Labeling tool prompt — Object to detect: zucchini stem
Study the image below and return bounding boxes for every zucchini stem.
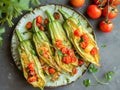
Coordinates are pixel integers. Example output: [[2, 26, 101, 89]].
[[58, 9, 70, 19]]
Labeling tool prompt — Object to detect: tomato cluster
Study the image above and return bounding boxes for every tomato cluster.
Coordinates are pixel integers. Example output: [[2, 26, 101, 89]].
[[87, 0, 119, 33]]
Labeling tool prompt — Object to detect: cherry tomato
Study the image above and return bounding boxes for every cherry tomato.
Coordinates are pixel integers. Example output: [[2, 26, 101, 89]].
[[60, 47, 68, 54], [74, 29, 81, 37], [110, 0, 120, 6], [81, 34, 89, 42], [99, 20, 114, 33], [53, 12, 60, 20], [90, 47, 98, 55], [44, 18, 49, 25], [71, 57, 77, 63], [67, 49, 75, 56], [62, 56, 72, 64], [102, 5, 118, 19], [94, 0, 107, 6], [26, 22, 32, 29], [36, 22, 41, 27], [27, 76, 37, 82], [48, 68, 56, 74], [78, 60, 84, 66], [36, 16, 42, 24], [70, 0, 85, 7], [28, 62, 34, 71], [80, 41, 88, 49], [72, 68, 78, 74], [39, 25, 44, 31], [55, 39, 62, 48], [87, 5, 102, 19]]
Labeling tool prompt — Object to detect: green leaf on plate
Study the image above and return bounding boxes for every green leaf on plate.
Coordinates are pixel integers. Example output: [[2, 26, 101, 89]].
[[83, 79, 91, 87]]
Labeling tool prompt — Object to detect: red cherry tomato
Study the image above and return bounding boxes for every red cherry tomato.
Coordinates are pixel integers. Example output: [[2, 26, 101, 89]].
[[99, 20, 114, 33], [60, 47, 68, 54], [62, 56, 72, 64], [39, 25, 44, 31], [28, 62, 34, 71], [48, 68, 56, 74], [26, 22, 32, 29], [74, 29, 81, 37], [36, 16, 42, 24], [70, 0, 85, 7], [72, 68, 78, 74], [67, 49, 75, 56], [80, 41, 88, 49], [90, 47, 98, 55], [102, 5, 118, 19], [44, 18, 49, 25], [110, 0, 120, 6], [71, 57, 77, 63], [78, 60, 84, 66], [27, 76, 37, 82], [94, 0, 107, 6], [53, 12, 60, 20], [87, 5, 102, 19], [55, 39, 62, 48]]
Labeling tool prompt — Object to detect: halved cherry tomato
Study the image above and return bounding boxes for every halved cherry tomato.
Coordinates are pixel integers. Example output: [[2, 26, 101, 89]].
[[48, 68, 56, 74], [70, 0, 85, 7], [55, 39, 62, 48], [62, 56, 72, 64], [87, 4, 102, 19], [53, 12, 60, 20], [36, 22, 41, 27], [27, 76, 37, 82], [78, 60, 84, 66], [26, 22, 32, 29], [94, 0, 107, 6], [99, 20, 114, 33], [28, 62, 34, 71], [44, 18, 49, 25], [71, 57, 77, 63], [74, 29, 81, 37], [72, 68, 78, 74], [102, 5, 118, 19], [110, 0, 120, 6], [80, 41, 88, 49], [67, 49, 75, 56], [60, 47, 68, 54], [90, 47, 98, 55], [39, 25, 44, 31], [36, 16, 42, 24]]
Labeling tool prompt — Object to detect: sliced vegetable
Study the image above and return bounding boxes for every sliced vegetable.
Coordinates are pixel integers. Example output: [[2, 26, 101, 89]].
[[26, 22, 32, 29], [59, 9, 100, 66], [16, 30, 46, 89]]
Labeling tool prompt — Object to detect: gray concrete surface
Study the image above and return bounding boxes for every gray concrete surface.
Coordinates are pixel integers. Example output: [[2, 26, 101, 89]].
[[0, 0, 120, 90]]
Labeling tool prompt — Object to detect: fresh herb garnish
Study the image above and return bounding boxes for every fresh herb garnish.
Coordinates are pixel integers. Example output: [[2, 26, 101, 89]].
[[83, 64, 115, 87], [0, 28, 5, 46], [101, 44, 107, 48]]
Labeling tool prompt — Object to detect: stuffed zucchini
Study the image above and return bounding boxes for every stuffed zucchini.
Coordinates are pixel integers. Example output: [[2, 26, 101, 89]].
[[16, 30, 46, 90], [46, 10, 78, 75], [59, 9, 100, 66], [32, 19, 61, 81]]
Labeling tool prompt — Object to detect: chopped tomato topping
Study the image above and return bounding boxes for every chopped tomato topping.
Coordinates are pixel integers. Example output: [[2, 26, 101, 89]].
[[71, 57, 77, 63], [48, 68, 56, 74], [60, 47, 68, 54], [55, 39, 62, 48], [28, 70, 36, 76], [78, 60, 84, 66], [62, 56, 72, 64], [74, 29, 81, 37], [27, 76, 37, 82], [67, 49, 75, 56], [26, 22, 32, 29], [44, 18, 49, 25], [90, 47, 98, 55], [36, 16, 42, 24], [53, 12, 60, 20], [43, 53, 49, 59], [72, 68, 78, 74], [80, 41, 88, 49], [81, 34, 89, 42], [28, 62, 34, 71], [39, 25, 44, 31], [36, 22, 41, 27]]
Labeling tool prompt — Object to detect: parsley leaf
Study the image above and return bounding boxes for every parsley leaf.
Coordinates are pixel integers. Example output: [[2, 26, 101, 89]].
[[89, 64, 98, 73], [83, 79, 91, 87], [105, 71, 115, 81]]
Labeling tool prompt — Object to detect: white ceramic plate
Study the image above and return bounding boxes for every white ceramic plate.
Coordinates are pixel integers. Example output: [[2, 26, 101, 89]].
[[11, 4, 93, 87]]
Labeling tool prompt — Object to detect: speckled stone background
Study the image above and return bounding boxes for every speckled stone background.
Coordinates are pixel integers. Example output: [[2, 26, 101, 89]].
[[0, 0, 120, 90]]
